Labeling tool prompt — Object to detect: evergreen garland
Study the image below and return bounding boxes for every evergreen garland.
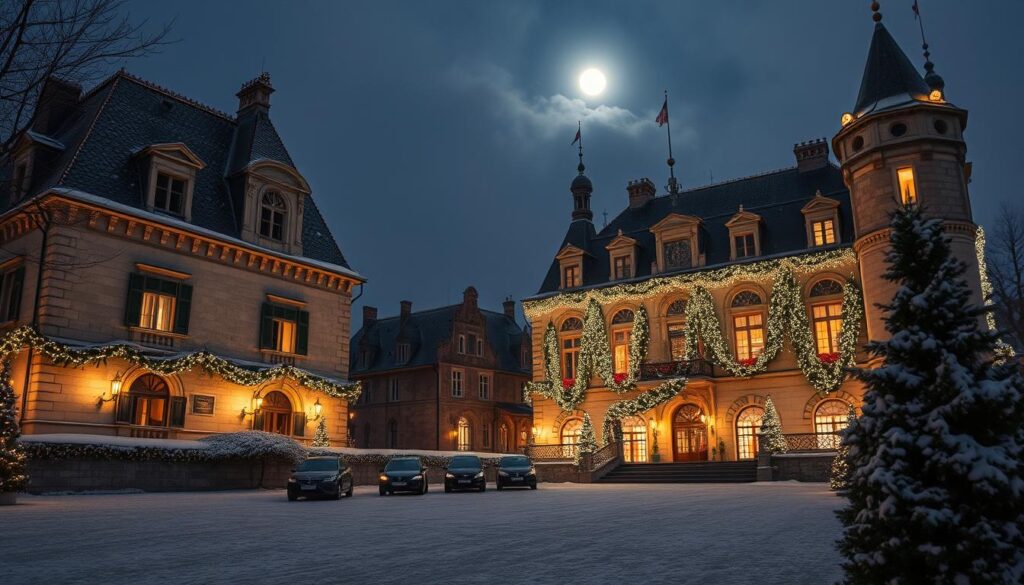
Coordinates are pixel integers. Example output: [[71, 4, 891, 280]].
[[760, 396, 788, 454], [0, 326, 362, 401], [837, 205, 1024, 584], [573, 411, 598, 467], [311, 418, 330, 448], [829, 404, 856, 491], [601, 377, 687, 444], [0, 361, 28, 493]]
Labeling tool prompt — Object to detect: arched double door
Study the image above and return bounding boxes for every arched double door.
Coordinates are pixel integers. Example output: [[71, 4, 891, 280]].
[[672, 404, 708, 462]]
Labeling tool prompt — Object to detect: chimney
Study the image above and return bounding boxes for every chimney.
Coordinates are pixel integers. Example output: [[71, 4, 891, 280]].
[[236, 72, 274, 116], [463, 286, 479, 310], [32, 78, 81, 135], [400, 300, 412, 320], [794, 138, 829, 173], [362, 306, 377, 326], [627, 178, 656, 208], [503, 297, 516, 319]]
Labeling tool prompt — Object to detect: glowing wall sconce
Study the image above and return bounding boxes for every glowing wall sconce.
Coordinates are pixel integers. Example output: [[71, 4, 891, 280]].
[[97, 371, 122, 406], [309, 398, 323, 422], [241, 396, 264, 417]]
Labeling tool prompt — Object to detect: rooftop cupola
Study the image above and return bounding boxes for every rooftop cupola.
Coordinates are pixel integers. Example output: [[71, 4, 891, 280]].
[[236, 72, 274, 116]]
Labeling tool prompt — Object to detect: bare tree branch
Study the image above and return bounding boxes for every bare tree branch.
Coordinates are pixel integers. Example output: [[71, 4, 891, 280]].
[[988, 202, 1024, 351]]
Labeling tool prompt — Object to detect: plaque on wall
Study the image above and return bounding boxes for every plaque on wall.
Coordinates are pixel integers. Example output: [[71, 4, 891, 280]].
[[191, 394, 216, 415]]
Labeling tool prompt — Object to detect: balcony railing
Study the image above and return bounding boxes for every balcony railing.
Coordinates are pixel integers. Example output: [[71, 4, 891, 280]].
[[590, 441, 619, 470], [758, 432, 842, 454], [640, 359, 714, 380], [527, 443, 577, 461]]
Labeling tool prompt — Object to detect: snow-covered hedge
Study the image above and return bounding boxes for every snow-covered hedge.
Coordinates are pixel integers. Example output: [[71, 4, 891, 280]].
[[199, 431, 306, 464]]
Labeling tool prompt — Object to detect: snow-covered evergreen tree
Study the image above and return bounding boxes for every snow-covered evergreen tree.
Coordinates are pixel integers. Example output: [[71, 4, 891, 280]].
[[0, 362, 28, 494], [760, 396, 788, 454], [837, 205, 1024, 584], [311, 418, 330, 448], [574, 412, 598, 467], [829, 404, 856, 492]]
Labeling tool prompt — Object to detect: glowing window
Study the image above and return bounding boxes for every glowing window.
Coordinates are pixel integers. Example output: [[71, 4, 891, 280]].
[[812, 302, 843, 354], [272, 318, 296, 354], [561, 418, 583, 458], [613, 255, 632, 280], [815, 399, 851, 449], [563, 265, 581, 288], [733, 313, 765, 361], [457, 417, 471, 451], [897, 167, 917, 204], [612, 329, 631, 374], [560, 317, 583, 380], [736, 406, 765, 460], [812, 219, 836, 246], [621, 415, 648, 463], [140, 291, 176, 332]]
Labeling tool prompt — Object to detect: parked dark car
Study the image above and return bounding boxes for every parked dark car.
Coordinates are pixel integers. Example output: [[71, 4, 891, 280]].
[[444, 455, 486, 492], [496, 455, 537, 490], [379, 456, 429, 495], [287, 456, 354, 501]]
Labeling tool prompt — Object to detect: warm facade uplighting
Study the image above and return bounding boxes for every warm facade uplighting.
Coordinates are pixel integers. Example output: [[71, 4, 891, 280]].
[[312, 397, 323, 420]]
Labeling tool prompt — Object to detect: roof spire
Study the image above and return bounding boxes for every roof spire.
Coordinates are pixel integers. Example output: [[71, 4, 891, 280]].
[[852, 2, 930, 115], [871, 1, 882, 23], [912, 0, 945, 94], [569, 121, 593, 222]]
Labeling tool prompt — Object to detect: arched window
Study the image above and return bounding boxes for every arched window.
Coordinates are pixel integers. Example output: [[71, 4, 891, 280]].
[[815, 399, 850, 449], [735, 406, 765, 460], [666, 299, 687, 362], [258, 391, 293, 435], [560, 317, 583, 380], [259, 191, 287, 241], [125, 374, 169, 427], [730, 290, 765, 362], [387, 419, 398, 448], [621, 415, 648, 463], [560, 417, 583, 458], [457, 417, 471, 451], [610, 308, 635, 374], [809, 279, 844, 355]]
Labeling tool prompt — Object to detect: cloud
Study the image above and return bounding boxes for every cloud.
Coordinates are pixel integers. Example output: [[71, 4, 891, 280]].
[[447, 63, 648, 140]]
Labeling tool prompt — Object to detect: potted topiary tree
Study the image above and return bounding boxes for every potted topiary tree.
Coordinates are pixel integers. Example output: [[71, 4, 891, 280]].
[[0, 362, 28, 504]]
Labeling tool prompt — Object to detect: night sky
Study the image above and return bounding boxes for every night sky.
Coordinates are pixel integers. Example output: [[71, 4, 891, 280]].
[[124, 1, 1023, 328]]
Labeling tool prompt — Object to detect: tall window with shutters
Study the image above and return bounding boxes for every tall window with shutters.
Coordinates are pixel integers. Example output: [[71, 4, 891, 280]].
[[259, 303, 310, 356], [0, 264, 25, 323], [124, 273, 192, 335]]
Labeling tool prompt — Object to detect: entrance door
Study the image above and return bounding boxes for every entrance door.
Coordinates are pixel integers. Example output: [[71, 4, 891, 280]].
[[672, 404, 708, 462]]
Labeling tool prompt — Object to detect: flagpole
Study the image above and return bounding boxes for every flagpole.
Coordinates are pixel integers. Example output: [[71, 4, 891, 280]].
[[577, 121, 584, 169], [664, 90, 678, 193]]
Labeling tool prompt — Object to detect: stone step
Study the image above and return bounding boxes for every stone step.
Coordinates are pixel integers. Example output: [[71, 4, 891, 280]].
[[597, 461, 757, 484]]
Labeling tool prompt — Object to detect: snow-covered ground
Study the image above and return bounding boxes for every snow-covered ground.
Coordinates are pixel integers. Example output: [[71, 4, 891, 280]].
[[1, 483, 843, 585]]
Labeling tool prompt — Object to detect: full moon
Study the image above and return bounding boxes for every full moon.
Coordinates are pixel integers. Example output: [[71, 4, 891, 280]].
[[579, 68, 607, 96]]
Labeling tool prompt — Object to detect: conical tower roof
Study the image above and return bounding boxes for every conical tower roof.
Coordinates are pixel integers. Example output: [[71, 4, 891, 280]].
[[854, 22, 930, 115]]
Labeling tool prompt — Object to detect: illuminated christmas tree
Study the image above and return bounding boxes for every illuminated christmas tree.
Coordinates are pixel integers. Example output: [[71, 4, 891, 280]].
[[0, 362, 28, 496], [311, 418, 330, 448], [574, 412, 598, 467], [760, 396, 788, 454]]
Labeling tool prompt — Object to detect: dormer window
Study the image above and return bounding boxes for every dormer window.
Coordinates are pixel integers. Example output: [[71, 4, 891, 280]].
[[734, 234, 755, 258], [726, 207, 762, 261], [154, 173, 186, 215], [801, 191, 842, 249], [897, 167, 917, 204], [606, 230, 638, 281], [650, 213, 702, 273], [563, 265, 581, 287], [259, 191, 287, 241], [396, 342, 410, 365], [555, 243, 586, 289]]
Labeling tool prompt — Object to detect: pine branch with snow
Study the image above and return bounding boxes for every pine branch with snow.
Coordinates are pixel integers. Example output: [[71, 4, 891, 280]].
[[760, 396, 788, 454], [837, 205, 1024, 584], [829, 404, 856, 492]]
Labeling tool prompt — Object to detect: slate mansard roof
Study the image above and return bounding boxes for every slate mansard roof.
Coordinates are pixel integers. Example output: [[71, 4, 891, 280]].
[[350, 305, 530, 376], [1, 71, 353, 271], [535, 163, 853, 295]]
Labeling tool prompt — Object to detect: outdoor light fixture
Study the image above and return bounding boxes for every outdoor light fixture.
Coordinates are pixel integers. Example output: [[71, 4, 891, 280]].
[[929, 89, 943, 102], [840, 112, 854, 126], [97, 371, 122, 405], [241, 396, 264, 417], [310, 398, 323, 421]]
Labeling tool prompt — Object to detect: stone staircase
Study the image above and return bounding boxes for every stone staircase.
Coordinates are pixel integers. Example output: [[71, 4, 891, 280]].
[[597, 461, 758, 483]]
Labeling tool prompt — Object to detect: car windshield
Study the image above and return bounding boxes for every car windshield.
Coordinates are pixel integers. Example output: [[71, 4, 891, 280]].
[[385, 458, 421, 472], [500, 456, 530, 467], [296, 459, 339, 472], [449, 456, 480, 468]]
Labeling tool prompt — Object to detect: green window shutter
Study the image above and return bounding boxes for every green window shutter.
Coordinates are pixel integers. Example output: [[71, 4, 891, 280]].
[[5, 266, 25, 321], [169, 396, 187, 427], [173, 283, 193, 334], [292, 412, 306, 437], [259, 303, 275, 349], [124, 273, 144, 327], [114, 394, 135, 424], [296, 310, 310, 355]]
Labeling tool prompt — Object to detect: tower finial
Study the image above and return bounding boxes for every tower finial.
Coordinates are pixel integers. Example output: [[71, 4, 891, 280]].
[[871, 1, 882, 22], [912, 0, 945, 94]]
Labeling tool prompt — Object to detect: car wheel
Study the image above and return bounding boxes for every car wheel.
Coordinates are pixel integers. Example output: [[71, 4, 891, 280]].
[[496, 483, 503, 491], [345, 481, 353, 498], [479, 484, 486, 493], [379, 487, 386, 496], [288, 492, 298, 501], [444, 485, 452, 493], [530, 484, 538, 490], [333, 481, 343, 500]]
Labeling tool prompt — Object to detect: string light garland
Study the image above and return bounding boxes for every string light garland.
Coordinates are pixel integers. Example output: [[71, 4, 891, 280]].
[[0, 326, 362, 402], [976, 226, 1016, 359], [523, 248, 857, 318], [601, 377, 687, 444]]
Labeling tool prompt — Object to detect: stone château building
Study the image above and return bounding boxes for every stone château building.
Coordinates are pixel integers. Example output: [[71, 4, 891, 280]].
[[523, 9, 983, 464], [0, 71, 363, 444], [350, 287, 532, 452]]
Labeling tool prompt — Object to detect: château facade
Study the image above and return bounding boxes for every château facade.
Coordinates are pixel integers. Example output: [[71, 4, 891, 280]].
[[350, 287, 532, 452], [523, 15, 983, 463], [0, 72, 363, 444]]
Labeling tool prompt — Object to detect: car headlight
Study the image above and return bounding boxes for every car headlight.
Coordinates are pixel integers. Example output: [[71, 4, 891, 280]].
[[445, 473, 454, 479], [412, 475, 423, 481], [527, 469, 536, 476], [379, 475, 389, 482], [287, 478, 297, 483], [474, 471, 484, 479], [498, 471, 509, 477]]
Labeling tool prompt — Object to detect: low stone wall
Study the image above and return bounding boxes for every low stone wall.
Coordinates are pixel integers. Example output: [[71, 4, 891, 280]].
[[27, 458, 294, 493], [770, 453, 835, 482]]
